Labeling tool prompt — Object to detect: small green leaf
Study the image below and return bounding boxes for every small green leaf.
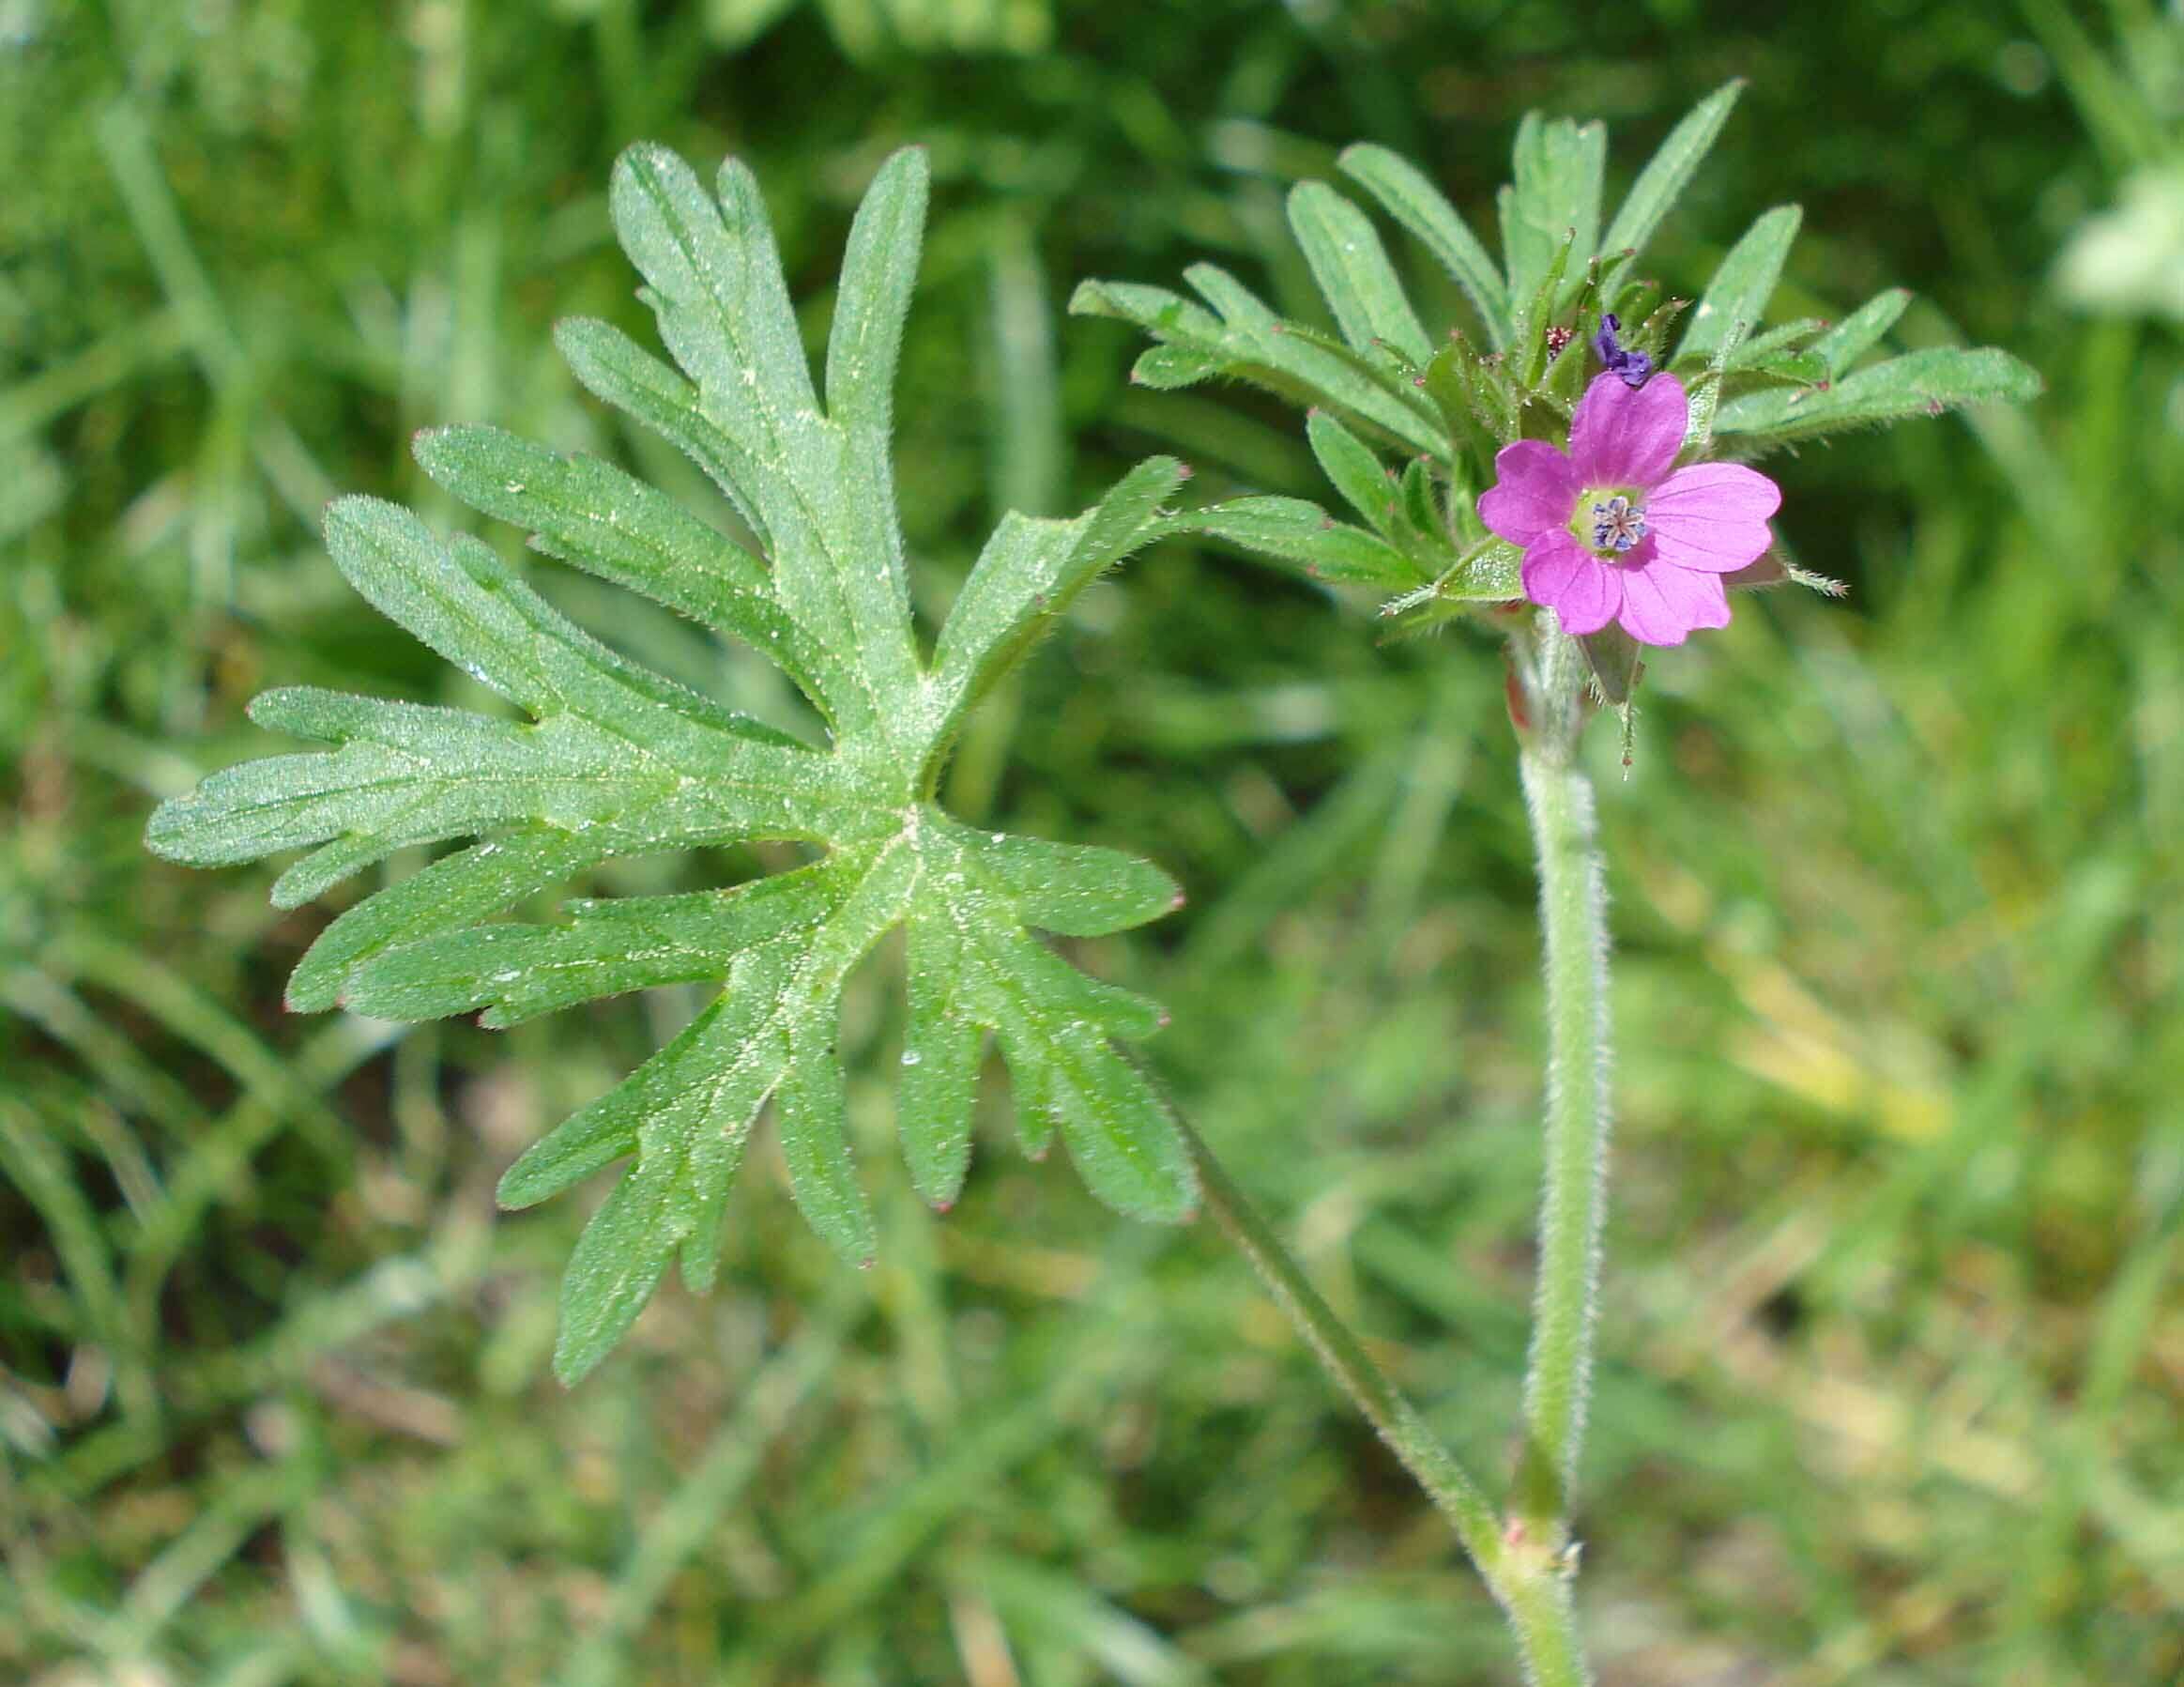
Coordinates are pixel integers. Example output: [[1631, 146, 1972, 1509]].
[[1381, 535, 1524, 623], [1130, 343, 1223, 389], [1445, 536, 1523, 601], [1678, 320, 1749, 459], [1003, 1030, 1060, 1159], [825, 146, 928, 435], [555, 316, 771, 545], [1513, 227, 1579, 388], [1600, 81, 1744, 297], [966, 830, 1182, 937], [1680, 205, 1802, 363], [1069, 279, 1223, 339], [1421, 340, 1516, 464], [1306, 409, 1400, 536], [1070, 268, 1445, 459], [1500, 115, 1605, 311], [283, 828, 607, 1012], [1715, 346, 2044, 445], [1728, 317, 1827, 368], [899, 910, 982, 1207], [778, 1030, 875, 1267], [498, 985, 773, 1213], [412, 425, 823, 700], [610, 144, 817, 431], [969, 924, 1191, 1222], [1810, 287, 1912, 376], [344, 858, 859, 1027], [1722, 351, 1829, 395], [1577, 624, 1645, 708], [930, 456, 1184, 751], [1396, 457, 1443, 541], [1336, 143, 1509, 345], [1288, 181, 1433, 369], [1630, 295, 1690, 364], [1161, 497, 1427, 588], [554, 1151, 681, 1385]]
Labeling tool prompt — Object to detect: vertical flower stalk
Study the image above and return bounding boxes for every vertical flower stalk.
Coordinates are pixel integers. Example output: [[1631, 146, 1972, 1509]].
[[1510, 627, 1613, 1550]]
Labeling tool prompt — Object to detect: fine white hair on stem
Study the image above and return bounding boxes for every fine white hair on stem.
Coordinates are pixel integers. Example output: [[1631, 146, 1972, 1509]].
[[1512, 630, 1615, 1552]]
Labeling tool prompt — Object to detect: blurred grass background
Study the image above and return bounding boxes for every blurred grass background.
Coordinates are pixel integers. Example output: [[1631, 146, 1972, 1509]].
[[4, 1, 2181, 1682]]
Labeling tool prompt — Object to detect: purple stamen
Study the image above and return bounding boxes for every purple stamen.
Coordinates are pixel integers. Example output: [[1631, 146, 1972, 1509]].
[[1590, 493, 1647, 554], [1593, 313, 1653, 389]]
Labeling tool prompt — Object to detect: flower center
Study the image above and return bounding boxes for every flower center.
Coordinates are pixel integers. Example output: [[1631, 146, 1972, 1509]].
[[1572, 490, 1647, 559]]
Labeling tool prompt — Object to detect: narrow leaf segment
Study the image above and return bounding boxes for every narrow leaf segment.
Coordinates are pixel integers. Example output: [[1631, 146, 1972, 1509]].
[[147, 145, 1195, 1381]]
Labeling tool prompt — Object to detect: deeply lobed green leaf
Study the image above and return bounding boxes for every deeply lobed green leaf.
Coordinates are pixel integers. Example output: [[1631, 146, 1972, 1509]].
[[148, 143, 1197, 1382]]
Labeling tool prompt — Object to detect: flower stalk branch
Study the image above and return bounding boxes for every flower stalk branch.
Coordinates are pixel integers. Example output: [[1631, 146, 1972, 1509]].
[[1176, 1111, 1593, 1686]]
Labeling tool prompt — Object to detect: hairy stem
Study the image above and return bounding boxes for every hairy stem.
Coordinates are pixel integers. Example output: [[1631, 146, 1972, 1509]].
[[1178, 1114, 1591, 1685], [1511, 632, 1613, 1548]]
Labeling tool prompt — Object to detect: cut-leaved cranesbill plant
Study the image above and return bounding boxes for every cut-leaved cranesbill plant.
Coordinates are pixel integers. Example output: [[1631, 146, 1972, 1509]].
[[148, 145, 1200, 1385], [1077, 81, 2040, 1685], [147, 93, 2045, 1687]]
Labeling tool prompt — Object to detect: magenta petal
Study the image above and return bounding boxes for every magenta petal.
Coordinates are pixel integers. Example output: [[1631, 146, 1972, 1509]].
[[1650, 461, 1781, 523], [1569, 372, 1688, 486], [1477, 440, 1579, 544], [1521, 530, 1621, 636], [1645, 462, 1778, 572], [1616, 558, 1731, 646], [1647, 516, 1774, 574]]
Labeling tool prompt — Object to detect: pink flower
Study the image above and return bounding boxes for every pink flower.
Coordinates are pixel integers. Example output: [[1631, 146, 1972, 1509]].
[[1477, 373, 1781, 646]]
